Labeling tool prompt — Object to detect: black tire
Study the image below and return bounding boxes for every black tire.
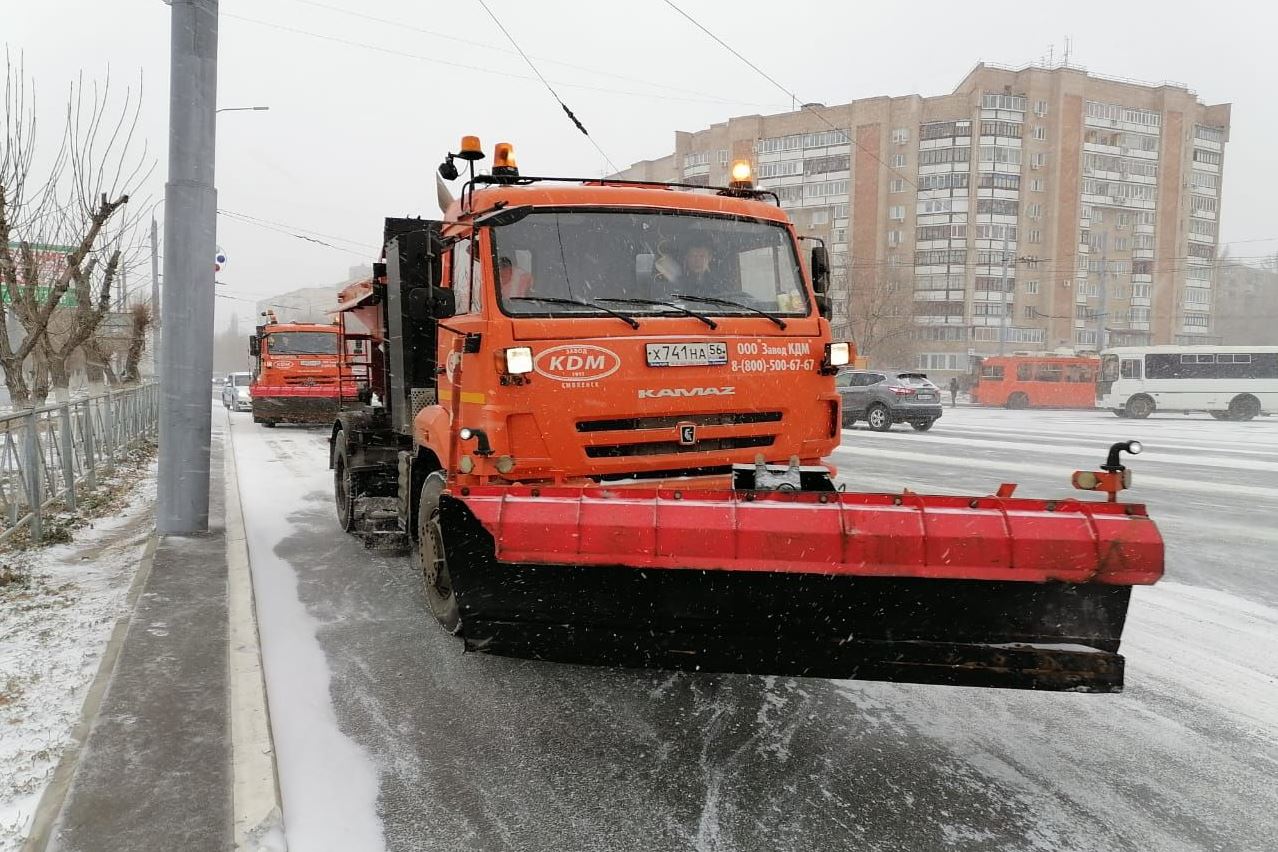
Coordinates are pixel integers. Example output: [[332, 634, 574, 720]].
[[841, 414, 856, 429], [910, 420, 936, 432], [1209, 411, 1232, 421], [1228, 395, 1261, 422], [414, 472, 461, 634], [1112, 409, 1128, 418], [866, 403, 893, 432], [1126, 395, 1154, 419], [261, 420, 276, 428], [333, 430, 357, 533], [1006, 392, 1029, 410]]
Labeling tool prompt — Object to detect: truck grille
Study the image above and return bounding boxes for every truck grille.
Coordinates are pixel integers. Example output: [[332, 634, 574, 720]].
[[577, 411, 782, 433], [584, 435, 774, 459]]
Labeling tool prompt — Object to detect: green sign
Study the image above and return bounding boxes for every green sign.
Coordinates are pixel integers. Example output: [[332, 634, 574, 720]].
[[3, 242, 78, 306]]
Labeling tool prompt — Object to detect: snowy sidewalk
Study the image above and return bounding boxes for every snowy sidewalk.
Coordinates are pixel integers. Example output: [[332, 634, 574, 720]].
[[19, 432, 234, 852]]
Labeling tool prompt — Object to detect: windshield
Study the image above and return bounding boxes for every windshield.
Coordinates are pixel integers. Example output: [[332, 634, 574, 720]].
[[266, 331, 338, 355], [231, 374, 251, 386], [492, 210, 807, 317]]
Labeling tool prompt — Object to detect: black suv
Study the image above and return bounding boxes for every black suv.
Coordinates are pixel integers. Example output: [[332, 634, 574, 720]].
[[837, 369, 943, 432]]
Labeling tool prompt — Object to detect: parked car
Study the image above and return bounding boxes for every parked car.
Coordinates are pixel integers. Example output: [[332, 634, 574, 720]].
[[222, 372, 253, 411], [837, 369, 943, 432]]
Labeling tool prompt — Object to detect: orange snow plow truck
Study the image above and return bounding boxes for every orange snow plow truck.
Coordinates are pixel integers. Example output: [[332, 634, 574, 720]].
[[249, 312, 359, 426], [328, 138, 1163, 691]]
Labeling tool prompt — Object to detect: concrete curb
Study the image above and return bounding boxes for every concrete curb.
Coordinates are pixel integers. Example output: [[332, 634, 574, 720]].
[[21, 535, 158, 852], [224, 409, 287, 851]]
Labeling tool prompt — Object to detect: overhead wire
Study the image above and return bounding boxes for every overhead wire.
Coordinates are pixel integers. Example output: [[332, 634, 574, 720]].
[[216, 209, 373, 258], [473, 0, 619, 174], [220, 12, 785, 109], [269, 0, 765, 107], [658, 0, 917, 189]]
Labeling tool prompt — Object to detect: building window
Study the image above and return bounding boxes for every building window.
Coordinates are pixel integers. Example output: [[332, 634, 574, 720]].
[[978, 145, 1021, 165], [810, 209, 830, 226], [1034, 100, 1048, 116], [802, 130, 851, 148], [887, 230, 902, 247], [977, 172, 1020, 191], [1183, 312, 1210, 328], [718, 149, 729, 166], [1024, 280, 1039, 295], [1191, 195, 1219, 215], [980, 120, 1023, 138], [917, 172, 970, 191], [1031, 126, 1047, 141], [1193, 149, 1223, 166], [919, 120, 973, 141], [1029, 178, 1044, 192], [804, 154, 850, 176], [683, 151, 709, 168], [1026, 203, 1042, 218], [832, 228, 847, 244], [1027, 229, 1041, 243], [1030, 152, 1047, 169], [889, 178, 905, 193], [1183, 287, 1211, 305], [982, 93, 1027, 112], [892, 128, 909, 144], [758, 160, 802, 178], [1023, 305, 1035, 318], [889, 205, 906, 221], [1195, 125, 1226, 144], [919, 147, 971, 166], [975, 198, 1019, 216], [890, 153, 907, 168], [1115, 237, 1130, 251]]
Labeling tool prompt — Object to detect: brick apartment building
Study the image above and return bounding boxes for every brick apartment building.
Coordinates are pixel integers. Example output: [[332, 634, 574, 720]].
[[613, 63, 1231, 376]]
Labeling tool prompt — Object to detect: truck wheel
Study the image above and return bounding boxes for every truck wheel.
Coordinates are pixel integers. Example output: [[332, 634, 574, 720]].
[[1006, 392, 1029, 410], [866, 403, 893, 432], [1209, 411, 1232, 421], [910, 420, 935, 432], [333, 430, 358, 533], [415, 472, 461, 634], [1228, 394, 1261, 422], [261, 421, 276, 428], [1126, 395, 1154, 419]]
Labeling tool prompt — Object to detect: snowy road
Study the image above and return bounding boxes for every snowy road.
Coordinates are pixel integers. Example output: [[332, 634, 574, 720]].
[[228, 407, 1278, 852]]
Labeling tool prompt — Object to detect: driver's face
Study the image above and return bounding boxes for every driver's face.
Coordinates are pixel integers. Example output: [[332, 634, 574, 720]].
[[684, 246, 711, 275], [499, 266, 513, 286]]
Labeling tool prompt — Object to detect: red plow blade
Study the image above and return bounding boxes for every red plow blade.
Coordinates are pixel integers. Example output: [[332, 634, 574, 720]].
[[438, 485, 1163, 691]]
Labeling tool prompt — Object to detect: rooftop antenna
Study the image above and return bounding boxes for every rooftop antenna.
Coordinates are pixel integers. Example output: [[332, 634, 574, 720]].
[[1064, 37, 1072, 67], [1047, 44, 1054, 67]]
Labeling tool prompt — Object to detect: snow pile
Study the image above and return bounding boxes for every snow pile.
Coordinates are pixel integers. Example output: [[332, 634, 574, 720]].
[[0, 468, 156, 851]]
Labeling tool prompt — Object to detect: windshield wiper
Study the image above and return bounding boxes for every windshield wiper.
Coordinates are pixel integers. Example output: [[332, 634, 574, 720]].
[[508, 296, 640, 329], [594, 297, 718, 330], [666, 293, 787, 329]]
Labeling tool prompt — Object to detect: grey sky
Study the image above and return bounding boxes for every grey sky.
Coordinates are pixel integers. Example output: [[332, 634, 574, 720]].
[[10, 0, 1276, 329]]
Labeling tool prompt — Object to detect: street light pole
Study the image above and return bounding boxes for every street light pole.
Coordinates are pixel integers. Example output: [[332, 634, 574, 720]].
[[157, 0, 218, 535]]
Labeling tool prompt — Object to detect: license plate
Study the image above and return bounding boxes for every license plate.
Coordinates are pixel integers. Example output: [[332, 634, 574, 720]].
[[646, 342, 727, 367], [917, 393, 935, 400], [300, 360, 322, 367]]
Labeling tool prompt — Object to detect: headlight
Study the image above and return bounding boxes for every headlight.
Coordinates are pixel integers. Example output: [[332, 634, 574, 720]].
[[504, 346, 534, 375], [826, 342, 851, 367]]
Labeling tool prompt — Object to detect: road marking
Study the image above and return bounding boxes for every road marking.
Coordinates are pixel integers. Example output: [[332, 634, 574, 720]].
[[832, 443, 1278, 501], [225, 410, 287, 851]]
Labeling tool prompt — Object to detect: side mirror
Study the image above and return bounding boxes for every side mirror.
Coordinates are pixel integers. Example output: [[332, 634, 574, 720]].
[[248, 336, 259, 357], [409, 285, 456, 321], [811, 245, 830, 294], [815, 292, 831, 320]]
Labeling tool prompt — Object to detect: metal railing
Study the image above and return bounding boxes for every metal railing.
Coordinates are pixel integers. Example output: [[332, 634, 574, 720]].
[[0, 383, 158, 543]]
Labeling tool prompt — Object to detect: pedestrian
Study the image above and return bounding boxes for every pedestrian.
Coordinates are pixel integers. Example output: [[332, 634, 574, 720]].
[[949, 376, 959, 408]]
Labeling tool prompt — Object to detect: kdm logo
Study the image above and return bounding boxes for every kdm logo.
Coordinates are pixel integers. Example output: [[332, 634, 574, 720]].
[[534, 345, 621, 382], [638, 387, 736, 399]]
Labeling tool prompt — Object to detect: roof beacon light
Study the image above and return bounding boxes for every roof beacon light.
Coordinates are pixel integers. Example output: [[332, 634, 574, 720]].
[[492, 142, 519, 178], [729, 159, 754, 189], [458, 135, 485, 161]]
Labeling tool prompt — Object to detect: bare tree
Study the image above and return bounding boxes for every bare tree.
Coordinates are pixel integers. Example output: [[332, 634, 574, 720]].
[[0, 53, 150, 406], [122, 303, 151, 383], [846, 264, 917, 367]]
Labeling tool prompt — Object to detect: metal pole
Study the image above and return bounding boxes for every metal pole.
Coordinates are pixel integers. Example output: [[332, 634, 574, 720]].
[[23, 411, 42, 541], [1095, 233, 1108, 353], [59, 403, 76, 512], [997, 230, 1011, 356], [151, 217, 161, 380], [158, 0, 218, 534]]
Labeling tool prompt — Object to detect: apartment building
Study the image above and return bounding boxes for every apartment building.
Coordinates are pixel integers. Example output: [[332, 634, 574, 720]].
[[613, 63, 1231, 374]]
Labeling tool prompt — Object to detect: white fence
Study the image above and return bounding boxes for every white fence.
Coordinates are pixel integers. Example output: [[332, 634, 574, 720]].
[[0, 383, 158, 543]]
